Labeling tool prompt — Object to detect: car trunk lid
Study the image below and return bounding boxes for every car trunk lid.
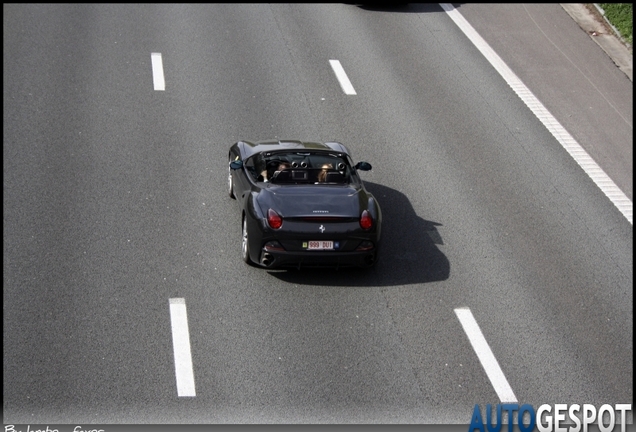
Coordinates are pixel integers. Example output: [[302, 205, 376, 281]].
[[262, 185, 364, 218]]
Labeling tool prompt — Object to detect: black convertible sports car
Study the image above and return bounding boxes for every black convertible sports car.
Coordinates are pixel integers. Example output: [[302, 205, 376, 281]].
[[228, 139, 382, 269]]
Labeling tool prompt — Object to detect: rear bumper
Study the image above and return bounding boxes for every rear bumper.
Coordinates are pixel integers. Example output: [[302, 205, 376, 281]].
[[258, 248, 378, 269], [245, 214, 381, 269]]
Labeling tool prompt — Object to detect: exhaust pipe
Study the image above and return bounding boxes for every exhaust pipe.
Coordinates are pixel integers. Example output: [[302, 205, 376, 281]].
[[261, 252, 274, 267]]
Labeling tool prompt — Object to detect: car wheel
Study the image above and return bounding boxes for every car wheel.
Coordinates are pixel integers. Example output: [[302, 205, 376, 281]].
[[241, 216, 252, 264], [228, 162, 236, 199]]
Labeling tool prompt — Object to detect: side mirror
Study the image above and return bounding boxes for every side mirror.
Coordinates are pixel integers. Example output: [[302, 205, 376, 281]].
[[354, 161, 372, 171], [229, 160, 243, 170]]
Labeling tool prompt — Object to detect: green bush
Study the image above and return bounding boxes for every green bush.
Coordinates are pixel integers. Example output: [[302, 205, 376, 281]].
[[600, 3, 632, 45]]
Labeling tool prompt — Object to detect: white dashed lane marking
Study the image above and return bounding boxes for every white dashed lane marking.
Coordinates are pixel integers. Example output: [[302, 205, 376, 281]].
[[455, 307, 518, 403], [169, 298, 196, 397], [330, 59, 357, 95], [151, 52, 165, 91]]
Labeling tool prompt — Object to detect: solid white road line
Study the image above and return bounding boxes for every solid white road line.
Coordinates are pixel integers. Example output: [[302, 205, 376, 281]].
[[151, 52, 165, 91], [454, 307, 518, 403], [329, 59, 357, 95], [441, 4, 632, 225], [169, 298, 196, 397]]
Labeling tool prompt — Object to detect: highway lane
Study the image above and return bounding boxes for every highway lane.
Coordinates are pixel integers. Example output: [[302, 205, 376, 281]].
[[3, 3, 632, 424]]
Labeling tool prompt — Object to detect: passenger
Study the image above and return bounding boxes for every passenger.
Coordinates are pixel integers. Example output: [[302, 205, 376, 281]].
[[317, 164, 333, 183]]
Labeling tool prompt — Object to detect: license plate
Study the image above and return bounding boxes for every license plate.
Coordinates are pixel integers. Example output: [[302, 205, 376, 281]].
[[304, 240, 334, 250]]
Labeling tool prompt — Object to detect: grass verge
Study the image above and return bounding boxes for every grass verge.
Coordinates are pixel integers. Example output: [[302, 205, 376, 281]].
[[599, 3, 632, 46]]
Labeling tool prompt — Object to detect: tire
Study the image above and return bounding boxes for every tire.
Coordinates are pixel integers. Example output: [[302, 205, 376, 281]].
[[241, 216, 253, 264], [228, 161, 236, 199]]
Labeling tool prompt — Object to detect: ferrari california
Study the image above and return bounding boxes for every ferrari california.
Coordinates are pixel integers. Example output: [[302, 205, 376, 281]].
[[227, 139, 382, 269]]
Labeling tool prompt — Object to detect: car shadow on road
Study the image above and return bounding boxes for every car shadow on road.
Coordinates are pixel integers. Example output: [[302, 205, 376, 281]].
[[267, 181, 450, 287]]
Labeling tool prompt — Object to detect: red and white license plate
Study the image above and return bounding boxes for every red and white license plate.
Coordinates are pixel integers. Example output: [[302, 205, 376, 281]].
[[304, 240, 334, 250]]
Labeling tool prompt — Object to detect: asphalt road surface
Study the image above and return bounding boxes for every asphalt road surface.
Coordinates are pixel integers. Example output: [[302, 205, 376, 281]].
[[3, 3, 632, 424]]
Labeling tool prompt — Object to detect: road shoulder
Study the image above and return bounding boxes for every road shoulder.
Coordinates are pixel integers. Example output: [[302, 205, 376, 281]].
[[561, 4, 633, 81]]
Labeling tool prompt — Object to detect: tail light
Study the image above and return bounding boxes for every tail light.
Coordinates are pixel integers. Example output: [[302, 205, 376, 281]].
[[360, 210, 373, 230], [267, 209, 283, 229]]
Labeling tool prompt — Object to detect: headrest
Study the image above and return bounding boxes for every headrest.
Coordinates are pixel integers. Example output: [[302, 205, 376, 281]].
[[270, 170, 291, 182], [325, 171, 345, 183]]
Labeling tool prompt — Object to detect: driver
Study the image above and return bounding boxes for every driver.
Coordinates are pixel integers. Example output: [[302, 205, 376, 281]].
[[261, 162, 291, 182]]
